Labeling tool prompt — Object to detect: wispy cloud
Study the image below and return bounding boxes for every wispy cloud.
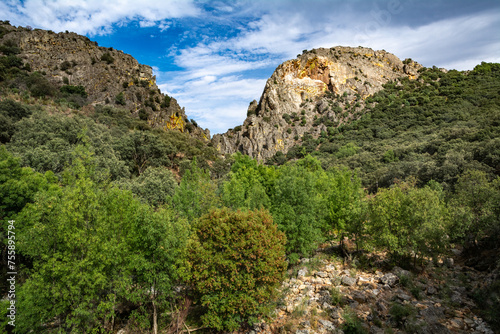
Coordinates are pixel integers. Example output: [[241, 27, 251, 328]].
[[0, 0, 200, 35], [161, 2, 500, 133], [2, 0, 499, 134]]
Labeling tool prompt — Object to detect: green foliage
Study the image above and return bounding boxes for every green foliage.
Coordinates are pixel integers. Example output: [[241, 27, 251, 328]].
[[389, 302, 416, 328], [60, 84, 87, 98], [0, 146, 58, 295], [160, 95, 171, 108], [26, 71, 56, 97], [449, 170, 500, 246], [0, 99, 32, 143], [59, 60, 71, 71], [336, 142, 359, 159], [100, 51, 114, 64], [0, 39, 20, 55], [473, 278, 500, 332], [115, 91, 126, 105], [138, 108, 148, 120], [330, 287, 344, 306], [172, 159, 220, 221], [117, 166, 177, 207], [187, 208, 286, 331], [0, 146, 58, 222], [15, 144, 188, 333], [0, 299, 9, 333], [283, 64, 500, 191], [114, 130, 172, 176], [8, 111, 129, 179], [127, 206, 190, 332], [342, 307, 367, 334], [327, 168, 366, 251], [15, 147, 136, 332], [367, 180, 449, 263], [221, 152, 273, 210], [270, 156, 328, 256]]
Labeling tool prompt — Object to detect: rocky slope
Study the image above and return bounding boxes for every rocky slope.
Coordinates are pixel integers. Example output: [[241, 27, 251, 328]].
[[212, 46, 421, 160], [251, 246, 495, 334], [0, 21, 209, 139]]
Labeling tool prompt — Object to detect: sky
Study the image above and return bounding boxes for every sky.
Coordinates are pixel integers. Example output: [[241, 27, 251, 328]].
[[1, 0, 500, 134]]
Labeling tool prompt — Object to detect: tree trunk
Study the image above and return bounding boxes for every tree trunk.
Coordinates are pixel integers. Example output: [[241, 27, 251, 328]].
[[153, 298, 158, 334]]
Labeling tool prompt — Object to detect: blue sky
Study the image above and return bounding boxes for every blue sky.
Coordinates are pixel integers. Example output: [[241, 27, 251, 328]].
[[1, 0, 500, 134]]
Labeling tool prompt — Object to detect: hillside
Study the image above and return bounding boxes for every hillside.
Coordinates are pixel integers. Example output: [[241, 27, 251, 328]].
[[0, 20, 209, 139], [0, 22, 499, 334], [212, 46, 421, 160], [211, 45, 499, 192], [270, 62, 500, 191]]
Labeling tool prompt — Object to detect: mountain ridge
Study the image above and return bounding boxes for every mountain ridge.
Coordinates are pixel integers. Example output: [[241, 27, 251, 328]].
[[212, 46, 422, 160], [0, 20, 210, 140]]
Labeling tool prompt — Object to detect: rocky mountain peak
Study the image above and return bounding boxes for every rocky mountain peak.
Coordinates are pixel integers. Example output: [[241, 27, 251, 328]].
[[212, 46, 422, 160], [0, 21, 210, 140]]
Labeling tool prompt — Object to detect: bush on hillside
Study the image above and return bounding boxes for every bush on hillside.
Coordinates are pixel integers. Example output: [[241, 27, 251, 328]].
[[187, 208, 286, 331]]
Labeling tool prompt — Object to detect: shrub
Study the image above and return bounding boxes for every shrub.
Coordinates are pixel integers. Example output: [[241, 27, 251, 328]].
[[188, 208, 287, 331], [367, 180, 449, 264], [100, 52, 114, 64], [60, 60, 71, 71], [115, 92, 126, 105], [26, 72, 56, 97], [342, 307, 367, 334], [389, 302, 416, 328], [60, 85, 87, 98], [138, 108, 148, 121]]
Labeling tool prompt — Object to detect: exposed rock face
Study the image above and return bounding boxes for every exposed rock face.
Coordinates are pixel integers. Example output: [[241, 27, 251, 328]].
[[212, 46, 422, 160], [250, 250, 495, 334], [0, 22, 209, 139]]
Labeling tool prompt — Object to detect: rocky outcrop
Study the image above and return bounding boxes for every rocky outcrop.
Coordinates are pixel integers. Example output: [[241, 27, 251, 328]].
[[213, 46, 422, 160], [0, 21, 209, 139], [250, 248, 494, 334]]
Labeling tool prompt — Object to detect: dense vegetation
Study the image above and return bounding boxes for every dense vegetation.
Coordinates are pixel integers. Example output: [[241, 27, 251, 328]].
[[0, 45, 499, 332], [274, 62, 500, 192]]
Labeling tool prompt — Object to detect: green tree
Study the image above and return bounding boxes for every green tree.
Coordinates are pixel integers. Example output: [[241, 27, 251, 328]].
[[16, 150, 137, 332], [0, 146, 58, 296], [127, 206, 189, 334], [171, 159, 220, 222], [327, 168, 366, 252], [117, 166, 177, 207], [367, 180, 449, 264], [101, 52, 114, 64], [114, 130, 172, 176], [450, 170, 499, 248], [8, 112, 129, 179], [187, 208, 286, 331], [270, 156, 328, 257], [221, 153, 273, 210], [115, 92, 126, 105], [15, 144, 188, 333]]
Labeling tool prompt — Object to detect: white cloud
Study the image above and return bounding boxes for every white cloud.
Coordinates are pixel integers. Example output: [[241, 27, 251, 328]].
[[3, 0, 498, 134], [0, 0, 199, 35], [157, 5, 500, 134], [139, 20, 156, 28]]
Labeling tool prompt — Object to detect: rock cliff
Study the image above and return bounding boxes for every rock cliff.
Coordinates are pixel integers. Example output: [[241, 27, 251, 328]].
[[212, 46, 422, 160], [0, 21, 209, 139]]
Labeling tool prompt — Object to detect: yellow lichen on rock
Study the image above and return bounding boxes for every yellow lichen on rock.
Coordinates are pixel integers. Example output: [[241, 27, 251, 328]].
[[275, 138, 285, 151], [165, 113, 185, 132]]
